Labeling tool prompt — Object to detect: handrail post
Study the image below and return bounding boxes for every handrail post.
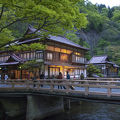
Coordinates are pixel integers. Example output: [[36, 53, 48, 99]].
[[38, 79, 42, 90], [107, 82, 111, 97], [50, 80, 54, 92], [36, 79, 40, 90], [26, 79, 29, 90], [11, 79, 14, 89], [107, 87, 111, 97], [85, 86, 89, 96], [65, 80, 69, 93]]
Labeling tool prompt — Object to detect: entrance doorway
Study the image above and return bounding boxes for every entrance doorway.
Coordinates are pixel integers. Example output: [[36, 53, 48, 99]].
[[48, 67, 60, 79]]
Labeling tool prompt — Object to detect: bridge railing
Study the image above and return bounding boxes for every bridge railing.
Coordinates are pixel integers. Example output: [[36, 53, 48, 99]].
[[0, 78, 120, 97], [85, 77, 120, 81]]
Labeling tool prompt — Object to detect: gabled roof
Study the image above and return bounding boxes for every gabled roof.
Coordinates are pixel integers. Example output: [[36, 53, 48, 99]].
[[88, 55, 119, 68], [20, 25, 89, 50], [0, 54, 24, 66], [88, 55, 108, 64], [24, 25, 37, 35], [49, 35, 88, 50], [6, 54, 24, 63]]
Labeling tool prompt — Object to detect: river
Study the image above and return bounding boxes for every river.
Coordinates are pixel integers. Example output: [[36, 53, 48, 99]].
[[43, 101, 120, 120]]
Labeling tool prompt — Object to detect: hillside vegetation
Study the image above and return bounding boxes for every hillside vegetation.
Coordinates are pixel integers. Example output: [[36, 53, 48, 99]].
[[66, 1, 120, 65], [3, 0, 120, 65]]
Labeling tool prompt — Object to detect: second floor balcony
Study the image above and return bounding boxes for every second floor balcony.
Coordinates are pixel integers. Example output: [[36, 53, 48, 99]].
[[0, 50, 87, 65], [45, 51, 86, 64]]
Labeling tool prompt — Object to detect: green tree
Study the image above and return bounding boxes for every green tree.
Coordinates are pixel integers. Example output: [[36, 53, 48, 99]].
[[112, 10, 120, 22], [87, 64, 100, 77], [107, 7, 114, 18], [107, 45, 120, 65], [66, 32, 79, 44], [95, 39, 110, 55], [0, 0, 88, 49]]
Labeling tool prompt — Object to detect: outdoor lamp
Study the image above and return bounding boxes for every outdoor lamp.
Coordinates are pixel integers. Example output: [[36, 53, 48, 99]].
[[19, 66, 22, 69]]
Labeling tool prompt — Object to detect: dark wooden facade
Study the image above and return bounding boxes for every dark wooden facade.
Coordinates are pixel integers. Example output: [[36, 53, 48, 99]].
[[0, 26, 88, 79]]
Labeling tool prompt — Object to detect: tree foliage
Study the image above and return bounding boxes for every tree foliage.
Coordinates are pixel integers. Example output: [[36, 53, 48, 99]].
[[8, 43, 46, 52], [0, 0, 88, 49], [87, 64, 100, 77], [73, 1, 120, 65], [20, 60, 42, 70], [107, 46, 120, 65]]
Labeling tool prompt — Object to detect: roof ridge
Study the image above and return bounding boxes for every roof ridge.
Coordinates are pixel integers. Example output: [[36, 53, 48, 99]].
[[23, 25, 89, 50], [92, 55, 108, 57]]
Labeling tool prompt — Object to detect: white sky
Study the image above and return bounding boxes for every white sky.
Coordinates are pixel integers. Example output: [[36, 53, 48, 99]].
[[89, 0, 120, 7]]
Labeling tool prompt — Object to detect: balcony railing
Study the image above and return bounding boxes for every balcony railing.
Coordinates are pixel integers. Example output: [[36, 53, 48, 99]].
[[72, 55, 86, 64]]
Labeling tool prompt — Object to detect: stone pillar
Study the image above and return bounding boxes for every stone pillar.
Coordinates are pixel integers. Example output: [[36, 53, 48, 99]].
[[26, 95, 64, 120], [63, 98, 71, 111]]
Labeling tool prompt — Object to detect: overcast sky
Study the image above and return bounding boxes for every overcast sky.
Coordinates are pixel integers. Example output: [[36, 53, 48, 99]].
[[89, 0, 120, 8]]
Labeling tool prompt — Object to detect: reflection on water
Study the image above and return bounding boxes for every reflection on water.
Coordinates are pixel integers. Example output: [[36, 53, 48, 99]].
[[43, 101, 120, 120]]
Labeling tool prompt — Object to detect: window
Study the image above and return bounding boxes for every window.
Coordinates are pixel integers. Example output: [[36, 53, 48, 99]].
[[36, 52, 43, 59], [66, 50, 72, 54], [72, 55, 85, 63], [31, 52, 35, 59], [0, 55, 9, 62], [49, 67, 60, 78], [47, 53, 53, 60], [76, 56, 84, 63], [55, 47, 60, 52], [26, 53, 30, 60], [60, 54, 68, 62], [61, 49, 67, 53], [47, 46, 54, 51], [74, 52, 81, 56], [0, 56, 3, 62], [53, 52, 60, 61], [75, 69, 80, 75], [4, 56, 9, 61], [23, 53, 27, 59]]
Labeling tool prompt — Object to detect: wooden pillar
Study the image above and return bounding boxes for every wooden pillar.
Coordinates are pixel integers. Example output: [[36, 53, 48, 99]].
[[20, 70, 22, 79], [62, 66, 65, 78], [107, 88, 111, 97]]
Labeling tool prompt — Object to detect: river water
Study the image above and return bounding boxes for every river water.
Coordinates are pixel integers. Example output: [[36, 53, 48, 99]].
[[43, 101, 120, 120]]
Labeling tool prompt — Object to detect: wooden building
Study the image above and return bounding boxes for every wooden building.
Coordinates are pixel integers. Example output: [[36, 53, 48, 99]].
[[0, 25, 89, 79], [88, 56, 119, 77]]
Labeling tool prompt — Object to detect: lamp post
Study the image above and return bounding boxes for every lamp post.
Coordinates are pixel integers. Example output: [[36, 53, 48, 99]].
[[19, 66, 22, 79]]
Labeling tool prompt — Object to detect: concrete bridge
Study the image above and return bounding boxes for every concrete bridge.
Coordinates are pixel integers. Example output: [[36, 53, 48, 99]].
[[0, 78, 120, 120]]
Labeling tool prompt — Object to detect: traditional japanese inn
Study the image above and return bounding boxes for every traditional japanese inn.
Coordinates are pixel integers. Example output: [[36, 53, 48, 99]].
[[88, 56, 119, 77], [0, 25, 89, 80]]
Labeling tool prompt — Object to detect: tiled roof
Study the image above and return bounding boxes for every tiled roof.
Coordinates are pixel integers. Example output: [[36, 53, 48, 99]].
[[18, 38, 40, 44], [88, 55, 119, 68], [88, 56, 108, 64], [0, 62, 19, 66], [0, 54, 24, 66], [49, 35, 88, 50], [6, 54, 24, 63], [11, 54, 24, 62], [21, 25, 89, 50]]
